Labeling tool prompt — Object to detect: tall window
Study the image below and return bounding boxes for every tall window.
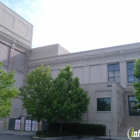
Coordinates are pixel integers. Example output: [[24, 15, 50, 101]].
[[97, 98, 111, 111], [127, 62, 138, 83], [108, 63, 120, 84]]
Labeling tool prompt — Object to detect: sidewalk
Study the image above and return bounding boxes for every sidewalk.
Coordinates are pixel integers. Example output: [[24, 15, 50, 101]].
[[96, 136, 139, 140], [1, 130, 140, 140], [0, 130, 35, 136]]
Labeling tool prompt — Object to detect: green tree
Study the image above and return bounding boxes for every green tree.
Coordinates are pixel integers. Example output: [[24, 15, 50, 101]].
[[133, 59, 140, 102], [20, 65, 52, 124], [46, 65, 90, 133], [0, 63, 18, 119]]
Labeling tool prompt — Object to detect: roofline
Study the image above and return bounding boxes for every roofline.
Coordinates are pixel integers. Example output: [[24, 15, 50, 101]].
[[0, 2, 33, 27], [30, 42, 140, 61]]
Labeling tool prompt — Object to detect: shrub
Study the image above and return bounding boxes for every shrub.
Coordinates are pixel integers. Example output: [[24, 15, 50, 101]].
[[47, 122, 106, 136]]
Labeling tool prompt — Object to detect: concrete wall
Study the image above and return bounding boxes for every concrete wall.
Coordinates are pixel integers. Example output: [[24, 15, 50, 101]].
[[0, 41, 28, 119], [28, 42, 140, 135], [29, 42, 140, 89], [115, 84, 125, 133], [80, 82, 124, 136], [0, 2, 31, 120], [29, 44, 70, 60], [0, 2, 33, 48]]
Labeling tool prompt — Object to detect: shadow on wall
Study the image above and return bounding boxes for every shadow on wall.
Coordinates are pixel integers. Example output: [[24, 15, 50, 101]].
[[0, 42, 27, 118]]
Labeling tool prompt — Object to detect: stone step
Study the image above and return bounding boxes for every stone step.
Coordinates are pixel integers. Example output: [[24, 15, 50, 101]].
[[118, 116, 140, 136]]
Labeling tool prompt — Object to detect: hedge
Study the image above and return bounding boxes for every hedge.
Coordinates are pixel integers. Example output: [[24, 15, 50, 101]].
[[44, 122, 106, 136]]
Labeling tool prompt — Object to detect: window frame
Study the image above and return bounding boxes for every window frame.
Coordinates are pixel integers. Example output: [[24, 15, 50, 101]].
[[127, 61, 138, 83], [108, 63, 120, 84]]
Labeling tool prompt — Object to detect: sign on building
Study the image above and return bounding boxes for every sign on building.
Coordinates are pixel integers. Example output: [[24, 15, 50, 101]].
[[15, 119, 20, 130], [32, 121, 38, 131], [25, 120, 31, 131]]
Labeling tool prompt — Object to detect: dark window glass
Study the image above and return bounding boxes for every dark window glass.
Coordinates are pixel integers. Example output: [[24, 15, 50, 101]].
[[129, 96, 134, 101], [127, 62, 138, 83], [115, 71, 120, 76], [97, 98, 111, 111], [109, 71, 114, 77], [114, 64, 119, 70], [108, 63, 120, 84], [129, 96, 137, 101], [128, 69, 133, 75], [108, 65, 114, 71], [128, 76, 134, 83], [115, 77, 120, 83], [127, 62, 134, 69], [109, 77, 114, 82], [134, 97, 137, 101]]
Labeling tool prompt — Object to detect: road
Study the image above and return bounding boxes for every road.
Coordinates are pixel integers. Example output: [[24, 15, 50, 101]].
[[0, 134, 33, 140], [0, 134, 106, 140]]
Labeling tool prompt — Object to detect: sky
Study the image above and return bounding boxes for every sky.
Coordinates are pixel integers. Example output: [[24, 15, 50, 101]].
[[0, 0, 140, 53]]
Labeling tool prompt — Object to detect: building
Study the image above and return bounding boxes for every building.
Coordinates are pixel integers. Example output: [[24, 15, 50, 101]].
[[0, 2, 140, 136]]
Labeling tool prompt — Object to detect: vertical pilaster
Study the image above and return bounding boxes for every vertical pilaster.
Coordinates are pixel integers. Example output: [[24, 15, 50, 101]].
[[120, 51, 127, 88], [84, 56, 89, 84], [23, 51, 29, 86]]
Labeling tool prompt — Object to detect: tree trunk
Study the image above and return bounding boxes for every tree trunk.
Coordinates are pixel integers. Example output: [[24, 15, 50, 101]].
[[60, 122, 62, 134]]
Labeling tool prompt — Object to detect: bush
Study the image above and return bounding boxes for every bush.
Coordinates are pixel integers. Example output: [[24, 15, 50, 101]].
[[47, 122, 106, 136]]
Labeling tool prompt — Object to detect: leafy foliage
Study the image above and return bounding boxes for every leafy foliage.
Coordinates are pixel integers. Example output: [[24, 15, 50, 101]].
[[133, 59, 140, 102], [0, 63, 18, 118], [20, 64, 90, 126], [20, 65, 52, 122], [46, 65, 90, 123]]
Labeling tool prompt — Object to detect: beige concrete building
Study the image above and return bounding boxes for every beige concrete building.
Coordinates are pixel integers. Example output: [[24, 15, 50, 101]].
[[0, 2, 140, 136]]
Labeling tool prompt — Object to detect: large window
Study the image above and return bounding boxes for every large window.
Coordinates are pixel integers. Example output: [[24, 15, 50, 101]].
[[127, 62, 138, 83], [108, 63, 120, 84], [97, 98, 111, 111]]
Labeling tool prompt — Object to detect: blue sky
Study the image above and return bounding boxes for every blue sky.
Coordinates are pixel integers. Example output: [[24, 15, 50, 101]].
[[0, 0, 140, 52]]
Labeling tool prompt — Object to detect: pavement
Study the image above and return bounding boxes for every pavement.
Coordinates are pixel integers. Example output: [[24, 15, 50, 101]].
[[0, 129, 35, 136], [0, 130, 138, 140]]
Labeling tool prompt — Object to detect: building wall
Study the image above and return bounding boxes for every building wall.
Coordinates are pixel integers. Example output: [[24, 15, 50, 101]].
[[0, 2, 33, 48], [0, 2, 33, 120], [29, 42, 140, 89], [0, 41, 29, 118], [81, 82, 124, 136], [1, 1, 140, 135], [28, 42, 140, 135], [29, 44, 70, 60]]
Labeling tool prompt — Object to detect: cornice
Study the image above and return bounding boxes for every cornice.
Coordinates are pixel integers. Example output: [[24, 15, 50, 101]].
[[28, 46, 140, 68], [0, 30, 31, 51]]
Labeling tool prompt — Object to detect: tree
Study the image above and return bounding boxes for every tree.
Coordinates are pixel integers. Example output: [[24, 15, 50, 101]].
[[0, 63, 18, 119], [133, 59, 140, 102], [46, 65, 90, 133], [20, 65, 53, 124]]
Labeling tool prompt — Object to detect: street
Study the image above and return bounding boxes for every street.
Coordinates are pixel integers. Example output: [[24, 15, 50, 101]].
[[0, 134, 33, 140], [0, 134, 106, 140]]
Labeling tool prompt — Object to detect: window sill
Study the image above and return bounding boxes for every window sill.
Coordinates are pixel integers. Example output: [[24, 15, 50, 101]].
[[96, 111, 112, 113]]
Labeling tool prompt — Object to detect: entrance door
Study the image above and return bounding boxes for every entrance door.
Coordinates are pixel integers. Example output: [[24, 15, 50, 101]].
[[128, 96, 140, 116]]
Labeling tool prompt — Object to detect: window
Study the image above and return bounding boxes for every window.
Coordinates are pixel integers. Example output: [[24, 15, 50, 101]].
[[108, 63, 120, 84], [128, 96, 137, 102], [127, 62, 138, 83], [97, 98, 111, 111]]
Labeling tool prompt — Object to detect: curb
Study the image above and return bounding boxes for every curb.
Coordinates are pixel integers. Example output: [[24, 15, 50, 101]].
[[33, 136, 95, 140]]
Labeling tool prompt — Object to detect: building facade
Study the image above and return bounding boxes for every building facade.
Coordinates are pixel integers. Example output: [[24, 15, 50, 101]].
[[0, 2, 140, 136], [0, 2, 33, 129]]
